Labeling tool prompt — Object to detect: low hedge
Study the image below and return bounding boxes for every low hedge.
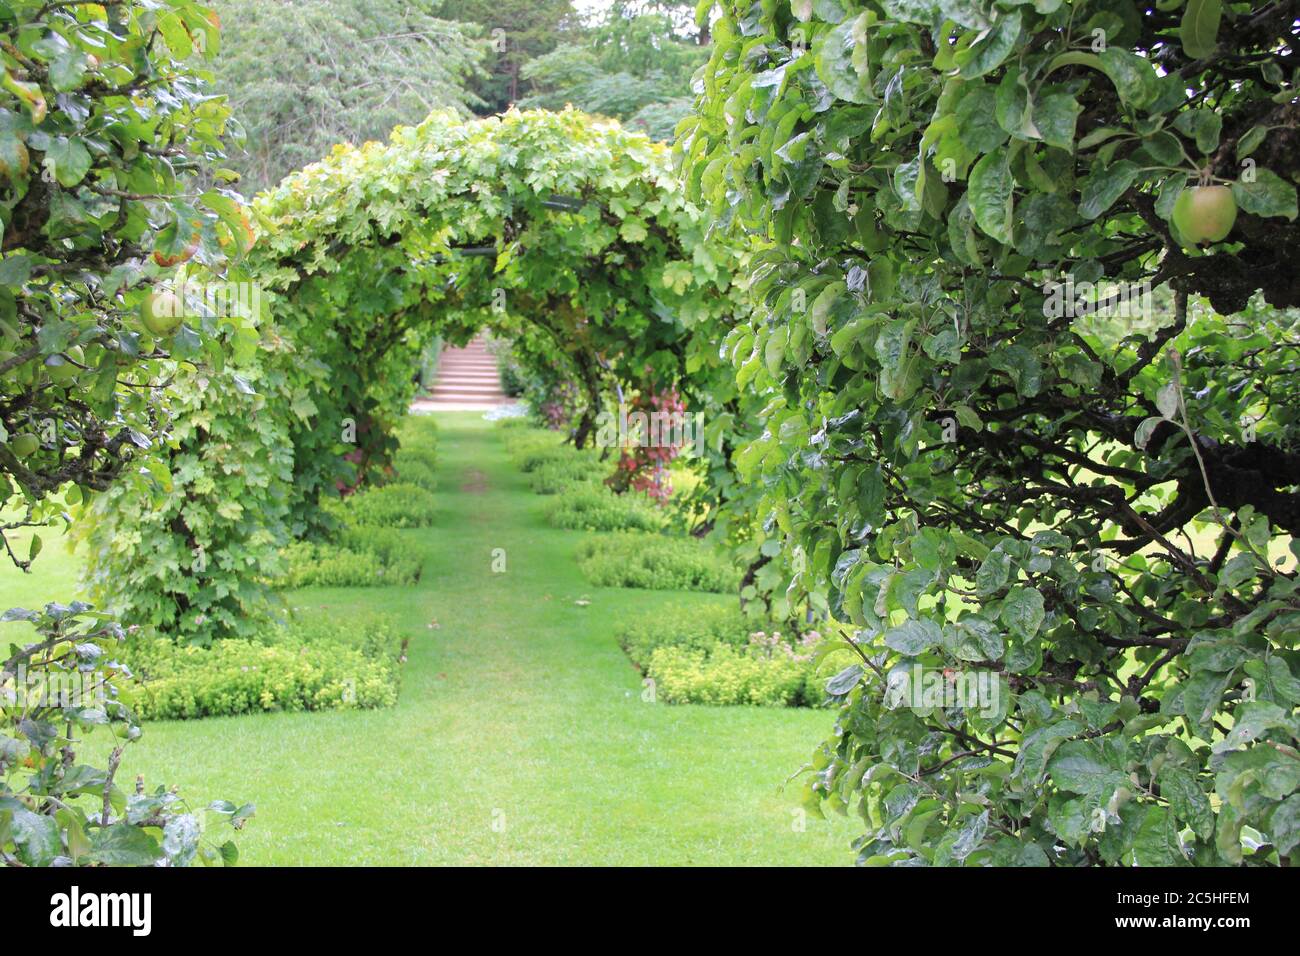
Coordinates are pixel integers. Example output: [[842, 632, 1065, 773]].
[[329, 482, 437, 528], [617, 603, 827, 707], [528, 457, 602, 495], [517, 445, 582, 474], [275, 538, 421, 588], [617, 603, 753, 663], [544, 486, 668, 533], [576, 533, 739, 592], [392, 458, 437, 493], [124, 617, 404, 720], [275, 522, 423, 589], [648, 641, 826, 707], [393, 416, 438, 491]]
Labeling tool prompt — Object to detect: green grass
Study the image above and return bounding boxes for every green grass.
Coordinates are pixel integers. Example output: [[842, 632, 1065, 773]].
[[0, 412, 854, 865]]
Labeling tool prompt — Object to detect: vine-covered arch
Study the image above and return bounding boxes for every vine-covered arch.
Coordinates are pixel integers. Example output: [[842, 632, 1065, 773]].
[[84, 109, 745, 644], [254, 108, 741, 524]]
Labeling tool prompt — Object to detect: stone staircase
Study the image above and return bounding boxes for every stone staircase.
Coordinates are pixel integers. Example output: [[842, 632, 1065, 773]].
[[412, 336, 512, 411]]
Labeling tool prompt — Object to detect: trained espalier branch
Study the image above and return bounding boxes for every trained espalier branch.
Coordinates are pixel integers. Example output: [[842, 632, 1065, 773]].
[[683, 0, 1300, 864]]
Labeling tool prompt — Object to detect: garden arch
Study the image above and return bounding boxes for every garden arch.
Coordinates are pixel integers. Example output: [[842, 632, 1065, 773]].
[[85, 109, 743, 642], [248, 108, 740, 525]]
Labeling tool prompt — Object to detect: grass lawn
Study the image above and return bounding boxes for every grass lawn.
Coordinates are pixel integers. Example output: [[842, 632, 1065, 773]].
[[0, 412, 856, 865]]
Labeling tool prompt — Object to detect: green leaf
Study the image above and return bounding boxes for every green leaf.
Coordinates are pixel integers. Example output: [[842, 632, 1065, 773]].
[[814, 14, 874, 105], [158, 11, 195, 60], [1078, 160, 1139, 220], [1180, 0, 1222, 60], [1133, 805, 1188, 866], [1270, 794, 1300, 856], [953, 84, 1006, 154], [1232, 169, 1298, 220], [44, 137, 92, 188], [88, 822, 162, 866], [1013, 720, 1082, 784], [219, 839, 240, 865], [11, 808, 59, 866], [1173, 109, 1222, 155], [1035, 93, 1082, 150], [826, 663, 863, 695], [934, 809, 989, 865], [1098, 48, 1160, 110], [884, 618, 942, 656], [49, 51, 88, 92], [1000, 586, 1045, 639], [968, 151, 1014, 243], [989, 343, 1041, 398], [955, 12, 1020, 79], [1158, 765, 1214, 840], [975, 547, 1011, 596], [1048, 740, 1128, 798]]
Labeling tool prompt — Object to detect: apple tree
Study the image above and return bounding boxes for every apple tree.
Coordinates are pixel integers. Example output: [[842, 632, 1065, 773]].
[[0, 0, 257, 571], [1, 0, 254, 866], [684, 0, 1300, 864]]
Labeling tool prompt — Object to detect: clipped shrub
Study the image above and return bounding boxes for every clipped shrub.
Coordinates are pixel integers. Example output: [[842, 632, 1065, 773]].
[[576, 533, 739, 592], [617, 602, 754, 665], [500, 426, 572, 472], [619, 604, 828, 707], [394, 416, 438, 474], [517, 445, 581, 474], [392, 458, 437, 493], [123, 616, 404, 721], [529, 457, 602, 495], [330, 482, 437, 528], [647, 640, 821, 707], [336, 524, 418, 571], [544, 487, 668, 533], [274, 540, 420, 589]]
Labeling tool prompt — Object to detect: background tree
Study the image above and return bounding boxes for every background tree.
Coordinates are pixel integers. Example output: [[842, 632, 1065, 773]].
[[207, 0, 486, 194], [519, 2, 708, 139], [685, 0, 1300, 865], [453, 0, 578, 113]]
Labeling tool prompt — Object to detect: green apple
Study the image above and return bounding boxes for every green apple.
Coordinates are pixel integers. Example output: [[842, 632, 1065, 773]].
[[139, 290, 184, 336], [9, 433, 39, 458], [0, 140, 29, 182], [1172, 185, 1237, 245], [45, 345, 83, 385]]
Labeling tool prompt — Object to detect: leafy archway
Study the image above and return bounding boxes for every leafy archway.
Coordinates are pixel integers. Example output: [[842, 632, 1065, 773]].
[[84, 109, 744, 644]]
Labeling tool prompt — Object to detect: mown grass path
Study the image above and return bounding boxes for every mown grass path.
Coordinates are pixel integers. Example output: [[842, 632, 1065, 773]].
[[6, 413, 855, 865]]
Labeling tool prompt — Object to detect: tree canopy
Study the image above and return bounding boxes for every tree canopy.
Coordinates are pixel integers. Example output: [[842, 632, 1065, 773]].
[[0, 0, 254, 572], [520, 2, 708, 139], [681, 0, 1300, 865], [205, 0, 485, 194]]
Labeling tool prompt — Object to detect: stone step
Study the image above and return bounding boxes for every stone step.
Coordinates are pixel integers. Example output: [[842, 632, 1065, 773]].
[[428, 374, 504, 387], [427, 388, 510, 399]]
